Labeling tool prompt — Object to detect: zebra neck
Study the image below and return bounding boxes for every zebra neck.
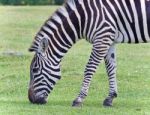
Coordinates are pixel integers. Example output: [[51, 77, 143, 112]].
[[42, 14, 79, 65], [43, 3, 85, 64], [40, 0, 104, 64]]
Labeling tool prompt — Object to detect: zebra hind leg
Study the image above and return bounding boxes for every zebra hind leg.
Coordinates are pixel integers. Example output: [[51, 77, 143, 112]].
[[103, 45, 118, 107]]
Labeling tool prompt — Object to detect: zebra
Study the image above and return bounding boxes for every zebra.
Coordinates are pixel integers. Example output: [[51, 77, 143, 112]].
[[28, 0, 150, 107]]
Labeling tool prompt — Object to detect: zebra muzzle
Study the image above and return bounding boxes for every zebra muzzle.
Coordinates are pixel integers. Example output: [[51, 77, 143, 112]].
[[28, 81, 47, 104]]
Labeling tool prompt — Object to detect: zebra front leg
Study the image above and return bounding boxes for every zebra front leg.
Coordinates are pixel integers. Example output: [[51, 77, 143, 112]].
[[72, 40, 113, 107], [103, 45, 118, 107]]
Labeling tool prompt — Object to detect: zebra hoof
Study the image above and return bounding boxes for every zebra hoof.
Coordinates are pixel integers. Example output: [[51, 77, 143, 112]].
[[103, 97, 113, 107], [72, 100, 82, 107]]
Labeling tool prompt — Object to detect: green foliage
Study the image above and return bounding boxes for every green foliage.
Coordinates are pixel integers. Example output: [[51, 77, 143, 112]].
[[0, 6, 150, 115], [0, 0, 64, 5], [55, 0, 64, 5]]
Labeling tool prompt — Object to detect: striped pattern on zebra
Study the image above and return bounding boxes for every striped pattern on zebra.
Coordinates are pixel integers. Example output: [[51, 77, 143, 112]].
[[28, 0, 150, 107]]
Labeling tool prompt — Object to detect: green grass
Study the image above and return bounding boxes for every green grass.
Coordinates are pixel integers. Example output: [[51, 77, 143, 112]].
[[0, 6, 150, 115]]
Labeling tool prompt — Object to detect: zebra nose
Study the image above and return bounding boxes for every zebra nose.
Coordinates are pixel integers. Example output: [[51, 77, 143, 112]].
[[28, 86, 36, 103], [28, 87, 47, 104], [32, 96, 47, 104]]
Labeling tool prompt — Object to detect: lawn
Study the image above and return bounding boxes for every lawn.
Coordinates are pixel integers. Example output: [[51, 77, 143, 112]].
[[0, 6, 150, 115]]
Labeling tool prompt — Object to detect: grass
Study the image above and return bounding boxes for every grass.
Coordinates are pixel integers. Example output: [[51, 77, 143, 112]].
[[0, 6, 150, 115]]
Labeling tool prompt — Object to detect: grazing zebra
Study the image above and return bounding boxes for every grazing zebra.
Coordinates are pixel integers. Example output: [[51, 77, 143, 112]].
[[28, 0, 150, 107]]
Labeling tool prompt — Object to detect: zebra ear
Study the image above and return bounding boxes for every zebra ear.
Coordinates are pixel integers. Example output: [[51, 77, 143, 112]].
[[38, 38, 49, 53], [29, 38, 49, 53]]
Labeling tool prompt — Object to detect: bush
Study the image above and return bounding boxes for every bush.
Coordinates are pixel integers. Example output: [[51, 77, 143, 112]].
[[0, 0, 64, 5]]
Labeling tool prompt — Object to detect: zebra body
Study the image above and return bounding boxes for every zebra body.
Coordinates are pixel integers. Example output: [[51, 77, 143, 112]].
[[28, 0, 150, 106], [103, 0, 150, 43]]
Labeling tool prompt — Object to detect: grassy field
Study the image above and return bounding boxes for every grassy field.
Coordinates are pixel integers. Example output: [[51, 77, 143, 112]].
[[0, 6, 150, 115]]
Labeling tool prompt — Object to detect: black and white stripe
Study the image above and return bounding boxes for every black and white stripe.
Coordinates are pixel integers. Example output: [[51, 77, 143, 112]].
[[29, 0, 150, 106], [103, 0, 150, 43]]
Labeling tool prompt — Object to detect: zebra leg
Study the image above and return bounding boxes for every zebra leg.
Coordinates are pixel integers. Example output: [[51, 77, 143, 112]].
[[72, 40, 113, 107], [103, 45, 118, 107]]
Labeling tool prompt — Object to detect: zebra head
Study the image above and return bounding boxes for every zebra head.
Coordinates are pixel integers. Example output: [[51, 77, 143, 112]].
[[28, 36, 61, 104]]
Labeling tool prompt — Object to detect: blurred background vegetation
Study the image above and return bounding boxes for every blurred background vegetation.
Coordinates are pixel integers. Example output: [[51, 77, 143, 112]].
[[0, 0, 64, 5]]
